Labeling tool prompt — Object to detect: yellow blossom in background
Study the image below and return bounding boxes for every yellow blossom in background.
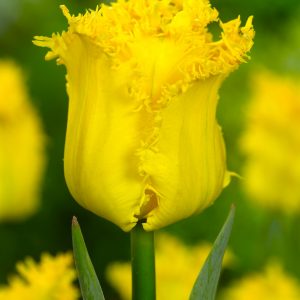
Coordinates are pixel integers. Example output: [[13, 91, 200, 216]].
[[220, 261, 300, 300], [240, 71, 300, 214], [34, 0, 254, 231], [106, 233, 234, 300], [0, 252, 79, 300], [0, 60, 46, 221]]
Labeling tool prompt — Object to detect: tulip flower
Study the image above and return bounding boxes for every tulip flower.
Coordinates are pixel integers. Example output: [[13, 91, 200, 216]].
[[220, 261, 300, 300], [0, 252, 79, 300], [240, 71, 300, 214], [34, 0, 254, 231], [0, 60, 46, 221]]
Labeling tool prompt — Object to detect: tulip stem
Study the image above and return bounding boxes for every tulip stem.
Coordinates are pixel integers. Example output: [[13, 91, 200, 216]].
[[131, 222, 156, 300]]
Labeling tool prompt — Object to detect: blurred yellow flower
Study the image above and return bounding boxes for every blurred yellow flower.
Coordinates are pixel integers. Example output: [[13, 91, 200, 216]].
[[240, 71, 300, 213], [106, 233, 234, 300], [0, 60, 46, 221], [220, 261, 300, 300], [0, 252, 79, 300], [34, 0, 254, 231]]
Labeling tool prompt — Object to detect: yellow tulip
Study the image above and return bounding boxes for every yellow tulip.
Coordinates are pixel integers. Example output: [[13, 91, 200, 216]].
[[34, 0, 254, 231], [220, 261, 300, 300], [0, 252, 79, 300], [0, 60, 46, 221], [240, 71, 300, 214]]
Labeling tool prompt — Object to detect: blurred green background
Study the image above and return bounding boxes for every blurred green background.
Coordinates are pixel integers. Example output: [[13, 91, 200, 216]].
[[1, 0, 300, 299]]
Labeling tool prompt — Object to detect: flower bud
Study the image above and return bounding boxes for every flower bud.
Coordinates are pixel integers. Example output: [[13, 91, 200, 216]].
[[34, 0, 254, 231]]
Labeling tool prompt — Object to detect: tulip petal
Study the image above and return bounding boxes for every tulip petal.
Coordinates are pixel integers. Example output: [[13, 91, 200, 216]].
[[141, 76, 227, 230], [63, 38, 145, 231]]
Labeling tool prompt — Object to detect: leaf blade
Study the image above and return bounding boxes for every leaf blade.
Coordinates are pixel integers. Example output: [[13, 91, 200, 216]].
[[189, 205, 236, 300], [72, 216, 105, 300]]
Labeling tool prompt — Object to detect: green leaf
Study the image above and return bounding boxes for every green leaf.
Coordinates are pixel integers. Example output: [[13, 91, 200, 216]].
[[72, 216, 105, 300], [189, 205, 236, 300]]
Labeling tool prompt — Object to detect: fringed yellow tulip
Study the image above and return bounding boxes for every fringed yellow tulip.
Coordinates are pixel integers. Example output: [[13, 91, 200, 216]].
[[0, 252, 79, 300], [0, 61, 46, 221], [34, 0, 254, 231], [220, 262, 300, 300], [240, 71, 300, 214]]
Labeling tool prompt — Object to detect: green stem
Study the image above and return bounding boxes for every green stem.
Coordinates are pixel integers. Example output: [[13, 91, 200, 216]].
[[131, 222, 156, 300]]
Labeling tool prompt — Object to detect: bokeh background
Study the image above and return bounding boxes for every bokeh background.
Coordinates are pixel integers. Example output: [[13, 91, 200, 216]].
[[1, 0, 300, 299]]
